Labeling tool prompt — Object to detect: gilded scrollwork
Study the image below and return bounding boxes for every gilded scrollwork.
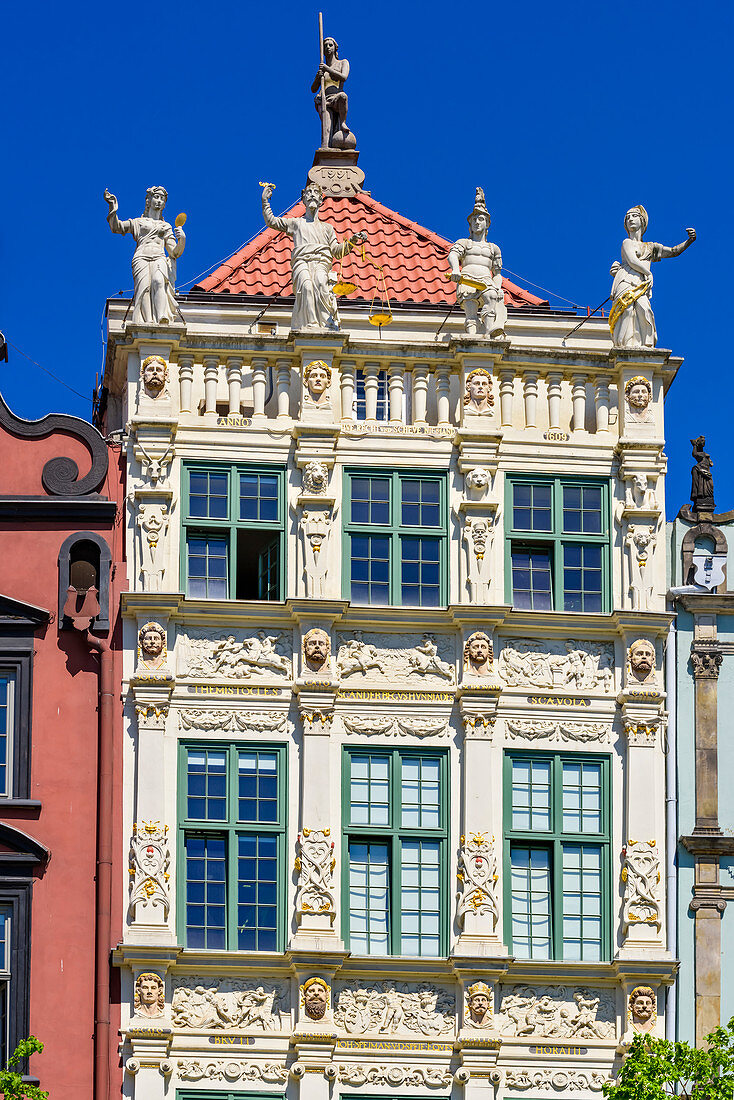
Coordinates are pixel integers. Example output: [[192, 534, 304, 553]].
[[456, 833, 498, 929], [622, 840, 662, 929], [129, 821, 170, 918]]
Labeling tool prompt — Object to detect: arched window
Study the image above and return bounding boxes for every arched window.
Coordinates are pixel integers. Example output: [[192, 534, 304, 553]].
[[58, 533, 111, 633]]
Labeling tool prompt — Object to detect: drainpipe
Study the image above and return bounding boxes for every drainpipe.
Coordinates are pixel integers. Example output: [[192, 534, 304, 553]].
[[664, 612, 678, 1041], [87, 631, 114, 1100]]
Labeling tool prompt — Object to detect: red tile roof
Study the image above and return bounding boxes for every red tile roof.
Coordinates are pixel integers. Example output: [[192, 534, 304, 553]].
[[194, 192, 547, 309]]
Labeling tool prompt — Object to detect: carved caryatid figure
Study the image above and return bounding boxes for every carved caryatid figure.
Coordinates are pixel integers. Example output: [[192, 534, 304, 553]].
[[449, 188, 506, 338], [312, 35, 356, 150], [137, 500, 170, 592], [609, 206, 695, 348], [135, 972, 165, 1019], [690, 435, 715, 512], [104, 186, 185, 325], [261, 182, 366, 331], [625, 524, 657, 610]]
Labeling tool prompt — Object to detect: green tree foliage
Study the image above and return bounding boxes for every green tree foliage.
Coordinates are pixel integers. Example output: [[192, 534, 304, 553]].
[[0, 1036, 48, 1100], [603, 1019, 734, 1100]]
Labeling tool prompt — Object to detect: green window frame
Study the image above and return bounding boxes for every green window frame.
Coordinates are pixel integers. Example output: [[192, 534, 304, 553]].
[[341, 747, 448, 957], [181, 463, 285, 601], [504, 475, 610, 613], [343, 469, 448, 607], [178, 1093, 283, 1100], [503, 751, 611, 961], [177, 742, 287, 952]]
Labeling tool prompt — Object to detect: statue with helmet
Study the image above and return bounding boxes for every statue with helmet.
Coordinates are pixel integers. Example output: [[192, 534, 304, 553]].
[[448, 188, 506, 338]]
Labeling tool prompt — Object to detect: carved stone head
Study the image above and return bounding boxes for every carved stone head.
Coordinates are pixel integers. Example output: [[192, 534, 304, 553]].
[[139, 622, 166, 663], [135, 972, 165, 1018], [466, 981, 492, 1026], [301, 182, 324, 213], [625, 376, 652, 412], [628, 639, 656, 683], [304, 360, 332, 403], [466, 516, 490, 552], [302, 976, 329, 1020], [465, 369, 494, 412], [141, 355, 168, 396], [464, 632, 493, 676], [628, 986, 656, 1032], [303, 628, 331, 672], [303, 461, 329, 494], [144, 186, 168, 217], [624, 205, 648, 237], [465, 467, 491, 493]]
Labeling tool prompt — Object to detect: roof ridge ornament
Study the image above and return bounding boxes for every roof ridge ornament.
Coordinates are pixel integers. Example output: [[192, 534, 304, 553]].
[[308, 13, 365, 198]]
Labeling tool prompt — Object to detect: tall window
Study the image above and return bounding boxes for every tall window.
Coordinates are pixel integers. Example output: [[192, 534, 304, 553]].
[[0, 907, 9, 1066], [0, 676, 13, 798], [343, 748, 447, 957], [504, 752, 610, 961], [183, 465, 285, 600], [344, 470, 447, 607], [178, 743, 286, 951], [355, 368, 389, 421], [505, 477, 610, 612]]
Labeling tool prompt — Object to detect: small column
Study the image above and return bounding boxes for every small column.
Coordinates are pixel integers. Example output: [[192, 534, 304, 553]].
[[594, 374, 611, 432], [225, 355, 243, 416], [413, 364, 429, 426], [571, 373, 587, 432], [546, 371, 563, 429], [275, 357, 292, 420], [691, 645, 723, 833], [387, 361, 405, 424], [202, 355, 219, 419], [499, 369, 514, 426], [251, 355, 268, 421], [178, 354, 194, 413], [339, 359, 356, 422], [523, 371, 539, 428], [363, 361, 380, 422], [436, 364, 451, 426]]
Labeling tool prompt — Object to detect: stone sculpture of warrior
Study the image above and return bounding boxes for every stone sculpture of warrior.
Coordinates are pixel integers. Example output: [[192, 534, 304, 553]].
[[609, 206, 695, 348], [311, 35, 356, 150], [104, 186, 185, 325], [449, 188, 506, 338], [261, 182, 366, 331]]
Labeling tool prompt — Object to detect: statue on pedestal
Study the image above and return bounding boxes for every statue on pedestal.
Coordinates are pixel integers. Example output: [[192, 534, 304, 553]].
[[690, 435, 715, 513], [312, 34, 356, 150], [103, 186, 186, 325], [609, 206, 695, 348], [449, 188, 506, 338], [261, 182, 366, 331]]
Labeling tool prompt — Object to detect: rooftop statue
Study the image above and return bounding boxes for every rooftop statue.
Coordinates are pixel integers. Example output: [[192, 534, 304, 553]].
[[103, 186, 186, 326], [609, 206, 695, 348], [448, 189, 506, 338], [311, 28, 356, 151], [261, 182, 366, 331], [690, 435, 715, 513]]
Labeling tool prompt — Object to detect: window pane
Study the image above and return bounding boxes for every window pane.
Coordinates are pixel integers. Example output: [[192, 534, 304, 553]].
[[0, 908, 10, 974], [401, 537, 440, 607], [350, 755, 390, 826], [239, 473, 280, 523], [350, 477, 390, 525], [562, 844, 602, 960], [562, 761, 602, 833], [350, 534, 390, 605], [185, 835, 227, 949], [189, 471, 228, 520], [238, 751, 279, 823], [511, 847, 551, 959], [401, 479, 441, 528], [237, 833, 278, 951], [400, 840, 440, 956], [563, 484, 603, 534], [512, 546, 552, 610], [355, 370, 388, 422], [187, 536, 228, 598], [513, 483, 552, 532], [187, 749, 227, 820], [401, 756, 440, 828], [563, 543, 602, 613], [349, 842, 389, 954], [512, 758, 551, 831], [0, 676, 12, 798]]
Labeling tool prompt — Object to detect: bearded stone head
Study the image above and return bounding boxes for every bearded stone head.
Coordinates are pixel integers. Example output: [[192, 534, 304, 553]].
[[304, 628, 330, 672], [303, 977, 329, 1020], [629, 638, 655, 682]]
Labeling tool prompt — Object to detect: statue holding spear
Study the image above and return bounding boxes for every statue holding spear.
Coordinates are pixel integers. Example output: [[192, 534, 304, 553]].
[[311, 14, 356, 150]]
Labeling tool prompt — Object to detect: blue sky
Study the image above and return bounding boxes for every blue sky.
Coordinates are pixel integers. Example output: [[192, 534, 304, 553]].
[[1, 0, 731, 516]]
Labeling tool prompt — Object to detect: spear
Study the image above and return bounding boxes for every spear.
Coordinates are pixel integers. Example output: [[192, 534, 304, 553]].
[[318, 12, 329, 148]]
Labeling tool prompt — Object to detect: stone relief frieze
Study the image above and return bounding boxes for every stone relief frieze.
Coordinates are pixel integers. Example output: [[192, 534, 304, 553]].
[[497, 640, 614, 693], [171, 978, 290, 1031], [179, 709, 288, 734], [505, 719, 611, 744], [495, 986, 615, 1039], [333, 983, 455, 1037], [177, 1061, 288, 1083], [341, 713, 450, 738], [336, 632, 455, 686], [504, 1069, 608, 1092], [178, 629, 292, 679], [335, 1064, 453, 1088]]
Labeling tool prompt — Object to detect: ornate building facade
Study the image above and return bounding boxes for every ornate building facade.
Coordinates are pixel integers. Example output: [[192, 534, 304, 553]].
[[101, 53, 690, 1100]]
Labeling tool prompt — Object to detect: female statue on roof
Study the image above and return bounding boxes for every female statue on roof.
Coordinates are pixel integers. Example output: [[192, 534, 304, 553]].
[[260, 181, 366, 331], [608, 206, 695, 348], [103, 186, 186, 326]]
